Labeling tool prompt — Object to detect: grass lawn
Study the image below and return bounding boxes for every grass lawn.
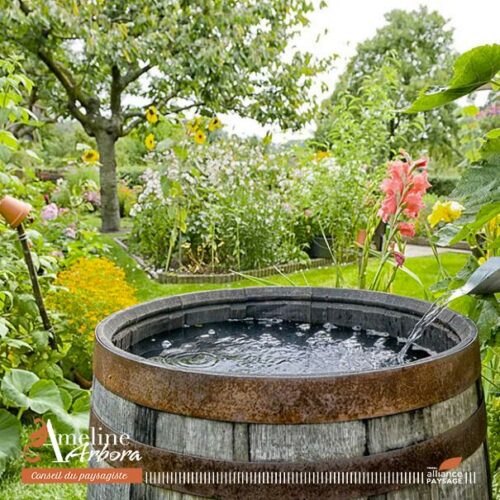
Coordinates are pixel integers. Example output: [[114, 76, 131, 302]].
[[0, 440, 86, 500], [102, 234, 470, 310]]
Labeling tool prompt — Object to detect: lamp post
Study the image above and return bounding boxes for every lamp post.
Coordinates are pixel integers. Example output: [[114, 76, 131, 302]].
[[0, 195, 56, 348]]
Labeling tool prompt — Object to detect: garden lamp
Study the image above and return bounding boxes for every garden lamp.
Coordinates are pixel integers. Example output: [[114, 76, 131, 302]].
[[0, 195, 56, 347]]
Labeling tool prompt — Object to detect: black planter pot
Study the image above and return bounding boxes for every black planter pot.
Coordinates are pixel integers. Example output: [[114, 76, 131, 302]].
[[308, 235, 333, 259]]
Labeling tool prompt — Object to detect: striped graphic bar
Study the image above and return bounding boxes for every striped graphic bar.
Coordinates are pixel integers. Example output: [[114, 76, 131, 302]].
[[144, 470, 477, 486]]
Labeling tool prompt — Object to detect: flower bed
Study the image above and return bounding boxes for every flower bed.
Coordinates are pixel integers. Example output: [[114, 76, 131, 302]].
[[128, 132, 373, 275]]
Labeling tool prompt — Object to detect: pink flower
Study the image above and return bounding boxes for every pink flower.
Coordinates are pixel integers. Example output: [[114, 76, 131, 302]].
[[63, 225, 77, 239], [394, 251, 405, 267], [413, 158, 428, 169], [377, 154, 431, 222], [403, 193, 425, 219], [41, 203, 59, 221], [411, 171, 431, 194], [84, 191, 101, 206], [398, 222, 416, 238]]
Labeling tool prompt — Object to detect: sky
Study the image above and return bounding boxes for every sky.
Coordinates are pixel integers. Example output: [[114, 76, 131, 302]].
[[221, 0, 500, 142]]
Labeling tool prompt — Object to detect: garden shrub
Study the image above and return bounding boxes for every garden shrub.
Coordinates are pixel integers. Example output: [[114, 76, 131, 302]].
[[427, 175, 459, 196], [293, 158, 374, 264], [117, 181, 138, 217], [47, 258, 137, 380], [118, 164, 148, 187]]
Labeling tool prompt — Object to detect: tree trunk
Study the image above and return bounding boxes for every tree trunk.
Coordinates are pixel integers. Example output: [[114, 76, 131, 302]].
[[95, 131, 121, 232]]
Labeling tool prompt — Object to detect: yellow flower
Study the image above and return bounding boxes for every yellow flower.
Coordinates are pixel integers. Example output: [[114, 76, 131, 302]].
[[427, 200, 464, 227], [144, 133, 156, 150], [81, 149, 100, 163], [146, 105, 159, 124], [478, 257, 486, 265], [187, 116, 202, 134], [208, 116, 222, 132], [315, 150, 330, 161], [194, 130, 206, 145], [487, 215, 499, 234]]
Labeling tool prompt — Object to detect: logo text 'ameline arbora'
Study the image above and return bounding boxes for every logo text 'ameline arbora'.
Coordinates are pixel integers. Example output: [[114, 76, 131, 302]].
[[23, 419, 142, 464]]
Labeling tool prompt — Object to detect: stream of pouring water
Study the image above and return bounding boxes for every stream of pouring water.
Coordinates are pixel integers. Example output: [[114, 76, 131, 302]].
[[397, 287, 466, 363], [398, 257, 500, 361]]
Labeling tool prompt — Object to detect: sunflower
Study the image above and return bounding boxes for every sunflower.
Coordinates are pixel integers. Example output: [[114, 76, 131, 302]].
[[146, 105, 159, 124], [208, 116, 222, 132], [314, 150, 330, 161], [187, 116, 202, 134], [144, 133, 156, 151], [81, 149, 100, 163], [194, 130, 206, 145]]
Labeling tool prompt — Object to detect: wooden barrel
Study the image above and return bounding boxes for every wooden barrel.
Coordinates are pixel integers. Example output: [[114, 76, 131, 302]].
[[88, 288, 490, 499]]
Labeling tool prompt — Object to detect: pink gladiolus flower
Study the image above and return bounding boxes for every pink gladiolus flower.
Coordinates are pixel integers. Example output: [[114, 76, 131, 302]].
[[41, 203, 59, 221], [394, 251, 405, 267], [377, 153, 431, 222], [398, 222, 416, 238]]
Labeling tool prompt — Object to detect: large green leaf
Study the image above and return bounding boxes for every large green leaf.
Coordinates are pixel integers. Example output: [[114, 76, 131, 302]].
[[1, 370, 65, 414], [435, 202, 500, 246], [47, 393, 90, 436], [451, 163, 500, 213], [407, 44, 500, 112], [471, 296, 500, 342], [0, 409, 21, 476], [1, 369, 39, 409], [28, 380, 65, 414]]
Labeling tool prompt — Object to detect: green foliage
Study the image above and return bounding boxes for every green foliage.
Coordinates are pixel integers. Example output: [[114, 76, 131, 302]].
[[0, 371, 90, 477], [320, 6, 458, 161], [0, 409, 21, 477], [0, 57, 101, 479], [130, 135, 310, 272], [427, 175, 459, 197], [36, 122, 91, 170], [316, 63, 424, 166], [409, 45, 499, 351], [0, 369, 90, 460], [434, 130, 500, 248], [407, 44, 500, 112], [1, 1, 331, 130], [50, 167, 100, 213]]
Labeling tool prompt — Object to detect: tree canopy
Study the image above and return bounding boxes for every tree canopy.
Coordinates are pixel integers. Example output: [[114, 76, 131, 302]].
[[316, 6, 458, 162], [0, 0, 331, 231]]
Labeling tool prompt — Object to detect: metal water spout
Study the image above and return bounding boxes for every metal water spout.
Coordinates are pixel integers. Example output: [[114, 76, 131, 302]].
[[452, 257, 500, 298]]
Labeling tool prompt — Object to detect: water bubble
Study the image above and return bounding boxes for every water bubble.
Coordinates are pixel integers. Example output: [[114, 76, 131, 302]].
[[323, 322, 338, 331], [171, 352, 218, 368]]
